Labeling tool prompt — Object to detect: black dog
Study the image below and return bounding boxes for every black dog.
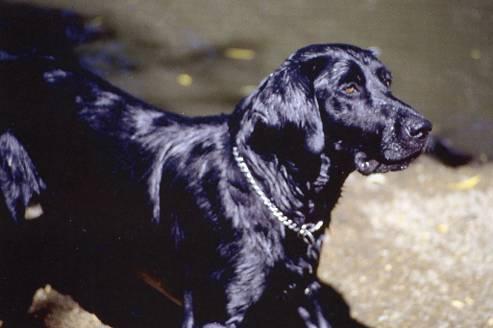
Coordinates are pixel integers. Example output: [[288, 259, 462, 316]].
[[0, 43, 431, 327]]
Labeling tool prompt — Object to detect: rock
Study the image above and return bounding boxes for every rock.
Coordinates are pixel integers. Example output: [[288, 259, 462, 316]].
[[28, 285, 110, 328]]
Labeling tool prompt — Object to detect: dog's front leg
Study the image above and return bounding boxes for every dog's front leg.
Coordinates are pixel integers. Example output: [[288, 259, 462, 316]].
[[297, 281, 332, 328], [182, 290, 236, 328], [182, 290, 195, 328], [190, 273, 267, 327], [181, 288, 251, 328], [222, 269, 271, 328], [197, 291, 254, 328], [298, 302, 332, 328], [181, 289, 228, 328]]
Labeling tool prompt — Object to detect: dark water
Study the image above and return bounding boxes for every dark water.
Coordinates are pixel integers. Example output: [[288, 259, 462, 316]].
[[27, 0, 493, 157]]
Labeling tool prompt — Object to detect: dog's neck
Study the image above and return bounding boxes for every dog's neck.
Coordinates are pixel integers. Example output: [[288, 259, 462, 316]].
[[233, 141, 353, 230]]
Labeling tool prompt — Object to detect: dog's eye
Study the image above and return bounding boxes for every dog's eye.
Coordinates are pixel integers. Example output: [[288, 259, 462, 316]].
[[342, 84, 358, 95], [384, 79, 392, 88]]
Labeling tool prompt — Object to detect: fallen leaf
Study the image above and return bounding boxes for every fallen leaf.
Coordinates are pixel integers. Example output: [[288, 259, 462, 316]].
[[449, 175, 480, 191], [224, 48, 256, 60], [436, 223, 449, 234], [451, 300, 465, 309], [470, 48, 481, 60], [177, 73, 193, 87]]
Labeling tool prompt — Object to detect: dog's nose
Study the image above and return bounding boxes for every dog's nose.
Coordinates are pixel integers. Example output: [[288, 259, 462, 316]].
[[405, 118, 432, 140]]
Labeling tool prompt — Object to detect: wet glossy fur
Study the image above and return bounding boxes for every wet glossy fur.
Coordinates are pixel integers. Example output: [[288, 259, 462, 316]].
[[0, 44, 431, 327]]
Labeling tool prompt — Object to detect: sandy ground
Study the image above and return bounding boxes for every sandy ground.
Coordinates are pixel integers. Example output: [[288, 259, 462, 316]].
[[320, 158, 493, 328]]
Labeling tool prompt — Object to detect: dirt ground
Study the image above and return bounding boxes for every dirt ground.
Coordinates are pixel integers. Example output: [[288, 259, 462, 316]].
[[321, 158, 493, 328]]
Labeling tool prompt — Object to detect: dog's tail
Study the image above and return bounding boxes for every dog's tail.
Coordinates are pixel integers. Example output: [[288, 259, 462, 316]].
[[0, 132, 46, 223], [425, 134, 474, 167]]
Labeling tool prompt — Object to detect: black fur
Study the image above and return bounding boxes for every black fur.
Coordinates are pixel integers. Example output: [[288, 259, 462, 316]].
[[0, 2, 105, 63], [0, 44, 431, 327], [0, 132, 45, 222]]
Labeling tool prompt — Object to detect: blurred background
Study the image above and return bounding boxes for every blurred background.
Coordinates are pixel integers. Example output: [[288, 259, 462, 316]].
[[2, 0, 493, 327], [18, 0, 493, 157]]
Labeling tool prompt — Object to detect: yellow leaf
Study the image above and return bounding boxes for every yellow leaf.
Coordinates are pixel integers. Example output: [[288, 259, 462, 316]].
[[224, 48, 256, 60], [177, 73, 193, 87], [451, 300, 465, 309], [470, 48, 481, 60], [436, 223, 449, 234], [449, 175, 480, 191]]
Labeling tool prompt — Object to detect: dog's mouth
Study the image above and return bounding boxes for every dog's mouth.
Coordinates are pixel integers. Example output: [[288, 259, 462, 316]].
[[354, 151, 420, 175]]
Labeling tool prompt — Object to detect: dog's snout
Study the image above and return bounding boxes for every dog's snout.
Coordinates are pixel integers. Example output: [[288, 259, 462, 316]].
[[405, 118, 432, 140]]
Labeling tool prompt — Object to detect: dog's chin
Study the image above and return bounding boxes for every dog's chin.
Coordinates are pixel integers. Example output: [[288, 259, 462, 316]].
[[354, 151, 417, 176]]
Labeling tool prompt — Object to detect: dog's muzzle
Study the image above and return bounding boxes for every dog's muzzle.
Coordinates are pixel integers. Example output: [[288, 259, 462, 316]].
[[383, 115, 432, 162], [355, 115, 432, 175]]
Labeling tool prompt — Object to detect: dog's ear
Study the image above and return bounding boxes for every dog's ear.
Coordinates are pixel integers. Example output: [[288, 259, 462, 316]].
[[233, 56, 328, 158]]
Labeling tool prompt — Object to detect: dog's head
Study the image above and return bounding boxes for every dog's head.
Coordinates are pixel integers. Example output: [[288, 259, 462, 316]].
[[232, 44, 431, 175]]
